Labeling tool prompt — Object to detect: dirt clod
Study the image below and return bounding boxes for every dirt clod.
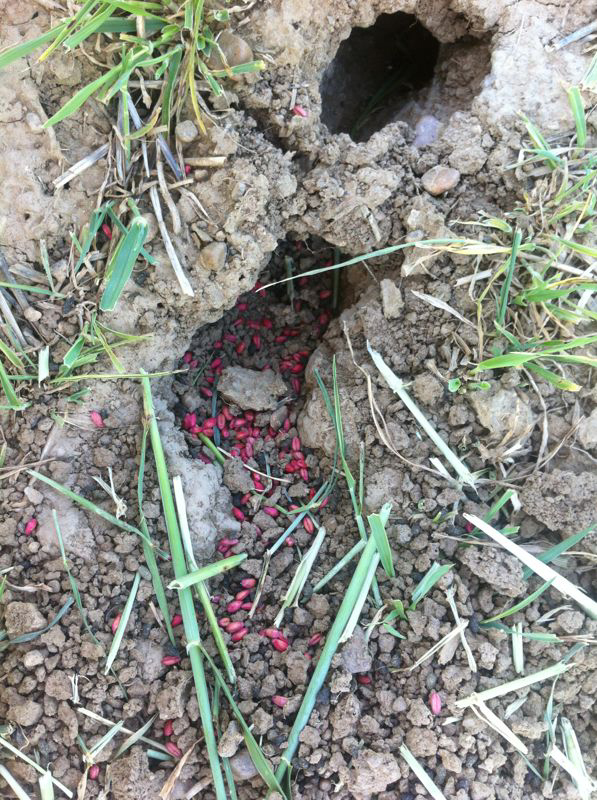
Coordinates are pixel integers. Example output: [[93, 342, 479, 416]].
[[4, 602, 46, 637], [340, 628, 373, 674], [218, 366, 287, 410], [421, 165, 461, 195]]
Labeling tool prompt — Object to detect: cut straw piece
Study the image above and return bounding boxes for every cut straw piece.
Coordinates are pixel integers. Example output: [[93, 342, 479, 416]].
[[149, 186, 194, 297], [104, 572, 140, 674], [400, 622, 468, 672], [411, 289, 476, 328], [471, 699, 528, 754], [463, 514, 597, 619], [551, 744, 596, 800], [399, 744, 448, 800], [456, 662, 572, 709], [0, 764, 32, 800], [53, 143, 109, 188], [113, 714, 157, 759], [445, 587, 477, 672], [338, 552, 380, 644], [368, 343, 476, 488], [560, 717, 595, 799], [0, 738, 72, 798]]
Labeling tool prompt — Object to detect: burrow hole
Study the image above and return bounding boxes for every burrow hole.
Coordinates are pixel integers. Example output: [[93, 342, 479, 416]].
[[173, 234, 343, 480], [320, 11, 491, 142]]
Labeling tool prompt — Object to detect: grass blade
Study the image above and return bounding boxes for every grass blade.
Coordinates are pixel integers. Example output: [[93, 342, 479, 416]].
[[274, 525, 326, 627], [0, 764, 32, 800], [99, 216, 149, 311], [367, 503, 394, 578], [44, 64, 122, 128], [0, 738, 72, 798], [497, 229, 522, 326], [368, 343, 476, 488], [410, 562, 453, 610], [456, 662, 572, 708], [39, 769, 55, 800], [113, 714, 157, 758], [141, 373, 227, 800], [200, 646, 286, 795], [0, 598, 73, 652], [463, 514, 597, 619], [399, 744, 447, 800], [311, 539, 365, 593], [522, 523, 596, 578], [482, 579, 554, 623], [0, 22, 68, 69], [104, 572, 140, 674], [274, 536, 378, 789], [172, 475, 237, 685], [168, 553, 247, 590], [0, 360, 27, 411], [567, 87, 587, 148]]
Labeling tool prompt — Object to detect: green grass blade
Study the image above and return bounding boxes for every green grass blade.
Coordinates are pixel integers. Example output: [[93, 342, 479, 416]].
[[482, 579, 555, 623], [311, 539, 366, 593], [274, 536, 378, 790], [0, 22, 68, 69], [53, 511, 100, 645], [104, 572, 140, 674], [0, 339, 25, 370], [28, 470, 149, 543], [113, 714, 156, 758], [0, 598, 73, 652], [200, 646, 286, 795], [522, 523, 596, 579], [400, 744, 447, 800], [99, 216, 148, 311], [525, 363, 581, 392], [0, 360, 27, 411], [44, 64, 122, 128], [137, 426, 175, 645], [168, 553, 247, 590], [141, 373, 227, 800], [567, 87, 587, 148], [0, 740, 72, 798], [367, 503, 394, 577], [0, 281, 60, 296], [39, 769, 55, 800], [409, 562, 453, 610], [497, 228, 522, 326]]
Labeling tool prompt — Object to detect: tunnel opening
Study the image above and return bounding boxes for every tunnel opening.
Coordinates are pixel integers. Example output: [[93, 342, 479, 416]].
[[320, 11, 490, 143], [172, 235, 343, 479]]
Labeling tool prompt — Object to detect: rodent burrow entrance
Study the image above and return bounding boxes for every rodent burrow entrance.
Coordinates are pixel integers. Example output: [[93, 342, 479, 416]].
[[320, 11, 491, 143], [172, 234, 343, 486]]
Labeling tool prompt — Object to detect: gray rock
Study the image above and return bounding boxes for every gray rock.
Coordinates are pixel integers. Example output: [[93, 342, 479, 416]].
[[4, 602, 46, 638], [349, 748, 401, 797], [330, 693, 361, 739], [208, 31, 253, 70], [230, 748, 259, 781], [341, 627, 372, 674], [380, 279, 404, 319], [8, 699, 43, 727], [578, 407, 597, 449], [199, 241, 227, 272], [223, 457, 253, 493], [218, 720, 244, 758], [219, 366, 287, 411], [175, 120, 198, 143], [421, 165, 460, 195], [469, 388, 535, 442]]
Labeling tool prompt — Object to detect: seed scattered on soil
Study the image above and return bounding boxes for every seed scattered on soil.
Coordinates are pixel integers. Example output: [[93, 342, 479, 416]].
[[89, 410, 104, 428], [430, 690, 442, 715], [89, 765, 100, 781], [165, 741, 183, 759], [24, 518, 37, 536], [163, 719, 173, 737]]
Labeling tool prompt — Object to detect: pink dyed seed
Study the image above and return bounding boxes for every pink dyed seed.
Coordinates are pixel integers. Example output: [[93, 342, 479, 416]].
[[303, 517, 315, 535], [226, 620, 245, 634], [24, 518, 38, 536], [308, 633, 322, 647], [235, 589, 251, 601], [219, 617, 231, 628], [165, 742, 182, 759], [272, 695, 288, 707], [162, 655, 181, 666], [233, 508, 245, 522], [101, 223, 112, 240], [241, 602, 253, 610], [272, 638, 288, 653], [171, 614, 183, 627], [226, 600, 243, 613], [291, 436, 301, 451], [263, 506, 279, 518], [292, 104, 309, 118], [89, 765, 100, 781], [241, 578, 256, 588], [231, 627, 249, 642], [430, 691, 442, 715], [261, 628, 282, 639], [90, 410, 104, 428], [163, 719, 173, 737], [111, 614, 121, 634], [356, 674, 372, 685]]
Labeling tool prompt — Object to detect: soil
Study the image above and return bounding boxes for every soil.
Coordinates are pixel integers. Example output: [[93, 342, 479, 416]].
[[1, 1, 596, 799]]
